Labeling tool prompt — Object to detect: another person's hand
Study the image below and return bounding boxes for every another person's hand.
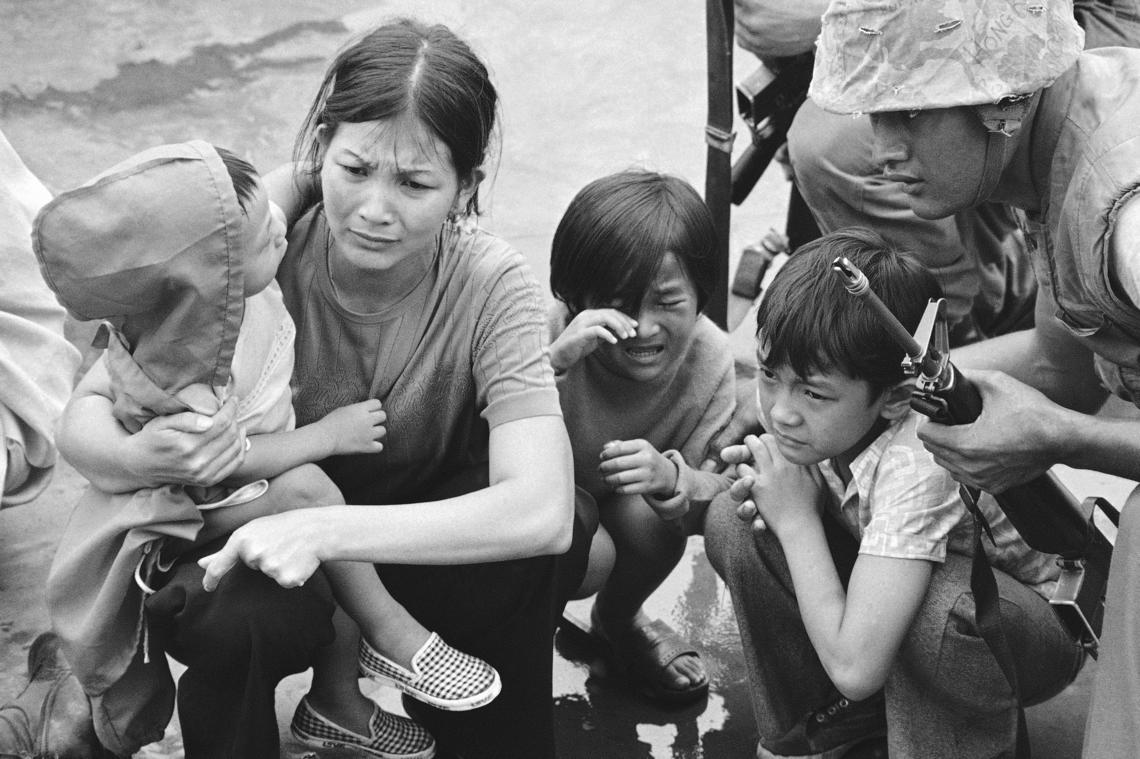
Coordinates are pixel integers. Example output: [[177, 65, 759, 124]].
[[598, 439, 677, 498], [198, 509, 324, 591], [549, 308, 637, 372], [126, 397, 245, 488], [314, 399, 386, 456], [728, 434, 825, 538], [917, 369, 1066, 493], [700, 377, 764, 471]]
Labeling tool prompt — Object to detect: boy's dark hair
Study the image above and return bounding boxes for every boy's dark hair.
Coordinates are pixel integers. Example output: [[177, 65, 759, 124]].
[[756, 227, 942, 394], [550, 170, 718, 316], [215, 146, 258, 215]]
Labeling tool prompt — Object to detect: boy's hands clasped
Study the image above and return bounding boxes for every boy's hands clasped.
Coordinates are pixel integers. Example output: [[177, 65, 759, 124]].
[[549, 308, 637, 372], [722, 434, 826, 537]]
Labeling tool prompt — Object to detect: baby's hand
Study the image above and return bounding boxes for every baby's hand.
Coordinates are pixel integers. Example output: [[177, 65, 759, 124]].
[[315, 399, 386, 456], [598, 439, 676, 498], [550, 308, 638, 372]]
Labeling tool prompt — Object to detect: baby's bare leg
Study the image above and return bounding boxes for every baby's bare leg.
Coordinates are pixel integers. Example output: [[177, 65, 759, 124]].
[[323, 560, 429, 670], [201, 464, 429, 669], [197, 463, 340, 542]]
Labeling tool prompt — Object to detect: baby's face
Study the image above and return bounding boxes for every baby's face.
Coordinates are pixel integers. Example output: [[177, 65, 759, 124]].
[[241, 181, 288, 296]]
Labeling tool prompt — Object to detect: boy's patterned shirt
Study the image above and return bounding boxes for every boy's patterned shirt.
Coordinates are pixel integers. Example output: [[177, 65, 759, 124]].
[[818, 411, 1058, 596]]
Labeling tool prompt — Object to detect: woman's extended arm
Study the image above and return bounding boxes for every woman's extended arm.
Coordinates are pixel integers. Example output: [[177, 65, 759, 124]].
[[59, 359, 246, 493], [200, 413, 575, 589]]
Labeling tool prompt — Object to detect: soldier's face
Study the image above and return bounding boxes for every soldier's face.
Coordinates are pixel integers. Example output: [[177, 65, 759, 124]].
[[870, 106, 989, 220]]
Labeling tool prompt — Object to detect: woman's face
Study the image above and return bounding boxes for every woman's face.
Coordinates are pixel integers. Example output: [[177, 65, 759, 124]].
[[870, 106, 989, 220], [319, 117, 474, 285]]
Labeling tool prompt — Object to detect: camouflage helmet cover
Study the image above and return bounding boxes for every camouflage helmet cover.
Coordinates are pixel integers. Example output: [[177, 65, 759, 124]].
[[809, 0, 1085, 114]]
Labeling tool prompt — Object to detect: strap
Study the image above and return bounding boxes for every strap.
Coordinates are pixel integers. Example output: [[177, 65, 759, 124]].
[[971, 130, 1012, 207], [964, 490, 1030, 758]]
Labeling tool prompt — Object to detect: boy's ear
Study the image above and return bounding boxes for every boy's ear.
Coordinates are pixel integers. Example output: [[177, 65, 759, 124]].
[[878, 378, 914, 420]]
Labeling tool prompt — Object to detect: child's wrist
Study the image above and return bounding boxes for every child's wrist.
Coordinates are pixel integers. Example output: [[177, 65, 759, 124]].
[[310, 419, 337, 458], [651, 452, 681, 499]]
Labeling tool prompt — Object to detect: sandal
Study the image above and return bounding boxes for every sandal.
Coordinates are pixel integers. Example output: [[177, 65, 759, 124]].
[[590, 609, 709, 705]]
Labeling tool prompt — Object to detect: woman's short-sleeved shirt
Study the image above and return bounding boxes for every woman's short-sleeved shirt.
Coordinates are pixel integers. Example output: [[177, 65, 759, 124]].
[[277, 209, 560, 505]]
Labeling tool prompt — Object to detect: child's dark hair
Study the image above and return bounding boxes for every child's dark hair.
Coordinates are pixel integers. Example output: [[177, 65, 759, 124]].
[[215, 146, 258, 215], [756, 228, 941, 394], [550, 170, 717, 316], [295, 18, 498, 216]]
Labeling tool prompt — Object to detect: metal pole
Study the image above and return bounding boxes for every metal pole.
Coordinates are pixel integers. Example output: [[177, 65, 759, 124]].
[[704, 0, 735, 329]]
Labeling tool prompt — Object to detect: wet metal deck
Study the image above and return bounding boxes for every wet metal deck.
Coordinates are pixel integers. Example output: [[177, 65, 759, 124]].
[[1, 1, 1135, 756]]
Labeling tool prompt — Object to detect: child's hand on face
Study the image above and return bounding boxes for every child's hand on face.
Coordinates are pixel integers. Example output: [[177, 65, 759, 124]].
[[729, 434, 826, 538], [550, 308, 638, 372], [314, 399, 386, 456], [598, 439, 677, 500]]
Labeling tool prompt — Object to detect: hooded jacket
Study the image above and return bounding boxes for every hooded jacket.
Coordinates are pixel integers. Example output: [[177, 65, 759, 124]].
[[35, 142, 294, 754]]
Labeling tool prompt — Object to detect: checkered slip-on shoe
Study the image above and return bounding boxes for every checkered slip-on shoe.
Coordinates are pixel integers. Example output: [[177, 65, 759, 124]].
[[359, 632, 502, 712], [290, 696, 436, 759]]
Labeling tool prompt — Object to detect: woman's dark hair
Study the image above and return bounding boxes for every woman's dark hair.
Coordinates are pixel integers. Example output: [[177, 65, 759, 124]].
[[215, 146, 258, 215], [756, 227, 942, 395], [294, 18, 498, 215], [550, 170, 718, 315]]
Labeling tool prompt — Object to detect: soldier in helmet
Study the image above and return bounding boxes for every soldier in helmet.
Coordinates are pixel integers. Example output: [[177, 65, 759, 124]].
[[808, 1, 1140, 756]]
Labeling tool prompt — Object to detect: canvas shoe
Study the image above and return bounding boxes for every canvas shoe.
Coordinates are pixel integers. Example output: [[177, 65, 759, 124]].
[[760, 689, 887, 758], [359, 632, 501, 711], [290, 696, 435, 759]]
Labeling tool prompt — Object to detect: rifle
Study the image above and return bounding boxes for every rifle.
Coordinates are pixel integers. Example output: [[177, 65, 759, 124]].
[[727, 53, 819, 303], [832, 256, 1117, 657], [731, 52, 814, 206]]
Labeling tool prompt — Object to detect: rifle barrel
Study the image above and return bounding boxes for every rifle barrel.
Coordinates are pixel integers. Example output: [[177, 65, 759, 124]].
[[831, 257, 925, 363]]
